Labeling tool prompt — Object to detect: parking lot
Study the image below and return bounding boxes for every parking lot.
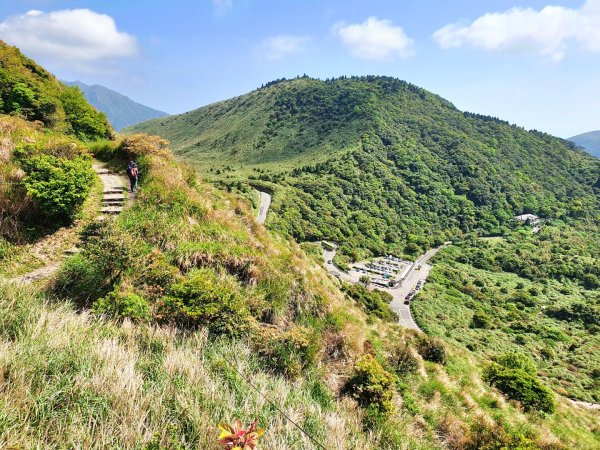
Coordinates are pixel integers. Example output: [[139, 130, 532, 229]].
[[347, 255, 412, 287]]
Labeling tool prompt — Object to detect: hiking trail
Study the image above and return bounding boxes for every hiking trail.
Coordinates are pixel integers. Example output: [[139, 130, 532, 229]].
[[8, 163, 130, 284]]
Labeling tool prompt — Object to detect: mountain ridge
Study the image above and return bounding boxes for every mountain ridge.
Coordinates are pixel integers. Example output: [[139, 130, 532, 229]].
[[65, 80, 168, 131]]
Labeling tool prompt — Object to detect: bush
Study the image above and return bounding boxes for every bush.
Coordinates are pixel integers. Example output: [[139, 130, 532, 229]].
[[471, 311, 492, 329], [495, 352, 537, 376], [344, 354, 397, 423], [417, 336, 448, 364], [341, 283, 397, 322], [120, 134, 171, 159], [254, 325, 316, 378], [156, 268, 252, 336], [483, 363, 555, 413], [94, 291, 151, 321], [388, 344, 419, 376], [21, 154, 94, 221], [54, 223, 144, 304], [53, 253, 107, 305]]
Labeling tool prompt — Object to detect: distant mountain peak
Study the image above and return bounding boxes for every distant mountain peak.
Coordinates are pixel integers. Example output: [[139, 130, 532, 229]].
[[569, 130, 600, 158], [64, 81, 168, 131]]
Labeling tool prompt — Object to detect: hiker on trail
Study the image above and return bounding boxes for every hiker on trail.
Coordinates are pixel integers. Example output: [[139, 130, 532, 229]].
[[126, 161, 139, 193]]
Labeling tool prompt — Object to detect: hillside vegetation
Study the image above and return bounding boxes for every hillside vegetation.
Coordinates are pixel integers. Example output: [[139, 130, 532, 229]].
[[3, 126, 599, 448], [129, 76, 600, 260], [0, 41, 111, 140], [413, 222, 600, 403]]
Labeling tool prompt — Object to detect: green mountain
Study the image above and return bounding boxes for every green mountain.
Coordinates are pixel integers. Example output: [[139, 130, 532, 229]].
[[0, 41, 111, 140], [129, 76, 600, 260], [65, 81, 168, 131], [569, 130, 600, 158]]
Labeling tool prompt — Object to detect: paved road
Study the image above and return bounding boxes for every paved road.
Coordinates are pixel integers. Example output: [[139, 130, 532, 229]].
[[322, 242, 449, 332], [256, 191, 271, 224]]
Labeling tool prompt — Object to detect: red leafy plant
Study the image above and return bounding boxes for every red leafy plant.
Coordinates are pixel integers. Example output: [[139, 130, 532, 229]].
[[217, 419, 264, 450]]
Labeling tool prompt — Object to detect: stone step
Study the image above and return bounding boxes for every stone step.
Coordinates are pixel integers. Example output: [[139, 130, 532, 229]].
[[64, 247, 80, 255], [100, 207, 123, 214], [103, 194, 125, 201], [102, 201, 124, 207], [103, 190, 127, 195]]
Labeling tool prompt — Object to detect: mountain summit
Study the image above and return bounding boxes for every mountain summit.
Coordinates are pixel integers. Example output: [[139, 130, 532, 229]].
[[65, 81, 168, 131]]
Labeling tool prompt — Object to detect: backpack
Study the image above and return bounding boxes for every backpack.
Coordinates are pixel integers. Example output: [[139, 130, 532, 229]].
[[130, 166, 138, 178]]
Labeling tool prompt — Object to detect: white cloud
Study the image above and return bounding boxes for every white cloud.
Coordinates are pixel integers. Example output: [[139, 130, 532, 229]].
[[333, 17, 415, 60], [0, 9, 138, 70], [260, 35, 310, 60], [213, 0, 233, 15], [434, 0, 600, 61]]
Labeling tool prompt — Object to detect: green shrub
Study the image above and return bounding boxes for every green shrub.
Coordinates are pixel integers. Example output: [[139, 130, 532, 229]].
[[495, 352, 537, 376], [417, 336, 448, 365], [483, 363, 555, 413], [94, 291, 151, 321], [388, 344, 419, 376], [60, 86, 112, 140], [157, 268, 252, 336], [54, 253, 107, 305], [254, 325, 316, 378], [54, 223, 145, 304], [471, 311, 492, 329], [88, 139, 120, 161], [341, 283, 397, 322], [344, 354, 397, 423], [21, 154, 94, 221]]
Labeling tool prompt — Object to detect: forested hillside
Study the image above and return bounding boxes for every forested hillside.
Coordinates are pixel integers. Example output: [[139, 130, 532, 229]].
[[0, 41, 112, 141], [130, 76, 600, 260]]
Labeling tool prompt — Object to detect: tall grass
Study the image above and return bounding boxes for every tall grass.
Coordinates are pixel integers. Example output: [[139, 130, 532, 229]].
[[0, 283, 384, 449]]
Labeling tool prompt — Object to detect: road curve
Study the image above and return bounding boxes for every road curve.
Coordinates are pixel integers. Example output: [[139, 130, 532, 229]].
[[256, 191, 271, 224]]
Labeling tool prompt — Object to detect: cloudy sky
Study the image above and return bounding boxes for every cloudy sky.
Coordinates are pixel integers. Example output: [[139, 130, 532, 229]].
[[0, 0, 598, 137]]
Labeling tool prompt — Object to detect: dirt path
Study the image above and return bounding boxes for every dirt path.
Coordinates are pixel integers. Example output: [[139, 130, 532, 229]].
[[9, 163, 129, 284], [256, 191, 271, 224], [322, 242, 450, 332]]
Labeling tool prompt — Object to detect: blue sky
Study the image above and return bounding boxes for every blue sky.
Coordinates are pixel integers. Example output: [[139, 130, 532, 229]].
[[0, 0, 598, 137]]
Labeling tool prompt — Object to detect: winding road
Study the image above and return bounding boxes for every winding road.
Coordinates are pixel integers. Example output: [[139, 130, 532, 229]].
[[256, 191, 271, 224], [322, 242, 449, 331]]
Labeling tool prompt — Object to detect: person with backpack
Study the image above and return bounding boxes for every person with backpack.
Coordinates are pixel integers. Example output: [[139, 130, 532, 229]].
[[126, 161, 139, 193]]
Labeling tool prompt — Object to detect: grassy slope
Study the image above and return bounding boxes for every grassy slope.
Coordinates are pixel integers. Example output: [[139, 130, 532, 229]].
[[0, 115, 104, 274]]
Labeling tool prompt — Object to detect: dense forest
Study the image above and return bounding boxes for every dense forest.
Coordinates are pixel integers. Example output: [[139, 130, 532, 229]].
[[130, 76, 600, 260]]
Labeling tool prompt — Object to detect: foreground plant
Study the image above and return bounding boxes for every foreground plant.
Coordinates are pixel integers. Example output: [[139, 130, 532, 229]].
[[217, 420, 264, 450]]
